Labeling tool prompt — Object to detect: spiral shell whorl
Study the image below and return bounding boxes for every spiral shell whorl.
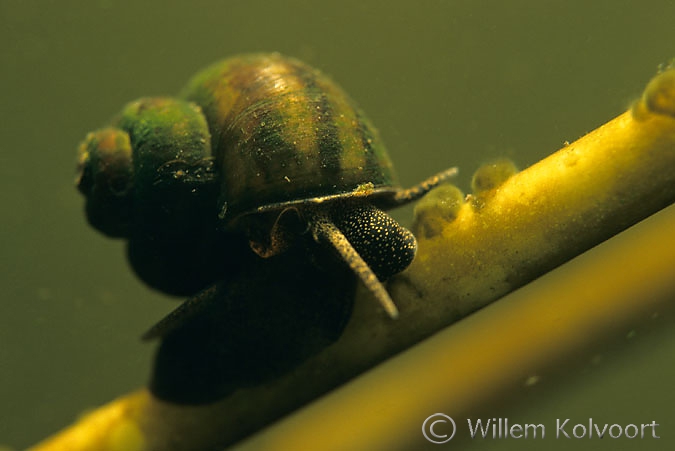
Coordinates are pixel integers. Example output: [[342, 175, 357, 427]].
[[77, 127, 134, 237], [77, 97, 216, 239], [77, 97, 222, 294]]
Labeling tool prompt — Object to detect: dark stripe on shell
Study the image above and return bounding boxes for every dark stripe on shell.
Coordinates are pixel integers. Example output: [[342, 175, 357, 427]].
[[292, 62, 343, 184], [353, 107, 383, 182], [220, 58, 307, 199]]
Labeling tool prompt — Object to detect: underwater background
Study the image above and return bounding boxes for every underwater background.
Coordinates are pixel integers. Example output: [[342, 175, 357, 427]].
[[1, 0, 674, 449]]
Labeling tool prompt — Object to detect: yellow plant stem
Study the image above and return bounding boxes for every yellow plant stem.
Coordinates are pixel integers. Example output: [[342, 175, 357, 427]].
[[396, 70, 675, 327], [237, 204, 675, 451]]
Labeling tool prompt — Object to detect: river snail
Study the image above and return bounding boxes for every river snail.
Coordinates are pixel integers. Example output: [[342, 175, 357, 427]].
[[77, 53, 457, 326]]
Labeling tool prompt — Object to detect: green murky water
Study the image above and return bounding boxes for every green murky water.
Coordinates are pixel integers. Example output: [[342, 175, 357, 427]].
[[1, 1, 673, 449]]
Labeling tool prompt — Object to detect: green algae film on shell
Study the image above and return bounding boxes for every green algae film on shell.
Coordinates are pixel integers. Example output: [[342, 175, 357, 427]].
[[180, 53, 398, 220], [77, 97, 225, 296], [78, 97, 217, 239]]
